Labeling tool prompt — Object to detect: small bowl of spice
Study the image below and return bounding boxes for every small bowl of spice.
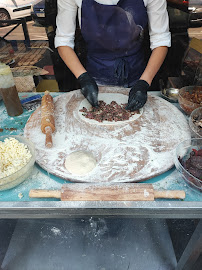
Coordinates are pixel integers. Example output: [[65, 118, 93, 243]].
[[174, 138, 202, 192], [0, 135, 35, 191], [189, 107, 202, 138], [178, 86, 202, 115]]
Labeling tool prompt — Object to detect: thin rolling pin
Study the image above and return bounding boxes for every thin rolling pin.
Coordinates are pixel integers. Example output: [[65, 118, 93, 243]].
[[29, 184, 186, 201], [153, 190, 185, 199], [41, 91, 55, 148]]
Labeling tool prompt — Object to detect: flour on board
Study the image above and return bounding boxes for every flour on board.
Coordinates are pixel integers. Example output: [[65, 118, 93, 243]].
[[24, 88, 191, 183]]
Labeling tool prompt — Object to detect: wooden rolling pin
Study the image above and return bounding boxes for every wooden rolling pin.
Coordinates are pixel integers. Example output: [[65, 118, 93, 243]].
[[29, 183, 186, 201], [41, 91, 55, 148]]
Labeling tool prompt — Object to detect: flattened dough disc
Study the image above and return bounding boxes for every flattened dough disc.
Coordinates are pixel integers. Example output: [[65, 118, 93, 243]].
[[78, 93, 143, 125], [65, 151, 97, 176]]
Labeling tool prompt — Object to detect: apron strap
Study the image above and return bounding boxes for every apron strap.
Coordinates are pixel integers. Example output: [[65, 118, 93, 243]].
[[114, 58, 129, 87]]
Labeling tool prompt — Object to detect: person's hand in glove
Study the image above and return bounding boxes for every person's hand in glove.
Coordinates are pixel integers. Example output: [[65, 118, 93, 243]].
[[125, 80, 149, 111], [78, 72, 99, 107]]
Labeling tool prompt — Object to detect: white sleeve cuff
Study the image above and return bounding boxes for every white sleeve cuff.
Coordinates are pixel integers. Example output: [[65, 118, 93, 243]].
[[54, 34, 75, 49], [150, 32, 171, 50]]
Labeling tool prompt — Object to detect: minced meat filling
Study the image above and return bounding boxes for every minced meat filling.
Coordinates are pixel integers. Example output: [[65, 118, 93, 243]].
[[179, 148, 202, 188], [183, 88, 202, 105], [80, 100, 140, 123], [192, 115, 202, 129]]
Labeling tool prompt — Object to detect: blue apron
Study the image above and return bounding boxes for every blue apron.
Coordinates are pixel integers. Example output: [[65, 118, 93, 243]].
[[81, 0, 148, 87]]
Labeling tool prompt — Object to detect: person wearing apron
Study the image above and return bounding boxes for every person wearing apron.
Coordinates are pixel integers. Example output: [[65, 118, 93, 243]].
[[55, 0, 171, 111]]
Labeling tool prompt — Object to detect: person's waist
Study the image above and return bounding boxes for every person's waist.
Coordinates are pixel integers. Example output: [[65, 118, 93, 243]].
[[87, 48, 143, 61]]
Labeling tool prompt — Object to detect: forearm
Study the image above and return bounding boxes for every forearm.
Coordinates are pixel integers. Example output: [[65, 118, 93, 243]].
[[57, 46, 86, 78], [140, 46, 168, 85]]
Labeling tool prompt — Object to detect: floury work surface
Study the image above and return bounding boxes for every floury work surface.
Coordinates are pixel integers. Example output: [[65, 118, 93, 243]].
[[1, 218, 176, 270], [24, 87, 190, 183]]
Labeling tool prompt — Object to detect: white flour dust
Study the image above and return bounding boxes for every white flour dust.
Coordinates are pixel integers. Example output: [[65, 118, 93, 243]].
[[51, 227, 61, 236], [24, 89, 190, 183], [144, 189, 149, 198]]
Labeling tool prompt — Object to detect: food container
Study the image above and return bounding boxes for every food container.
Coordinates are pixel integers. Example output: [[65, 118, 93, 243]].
[[0, 135, 35, 191], [174, 138, 202, 192], [178, 86, 202, 115], [189, 107, 202, 138], [161, 88, 179, 103], [0, 63, 23, 116]]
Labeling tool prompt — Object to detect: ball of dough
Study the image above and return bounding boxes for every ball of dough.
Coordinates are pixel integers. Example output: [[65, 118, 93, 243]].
[[65, 151, 97, 176]]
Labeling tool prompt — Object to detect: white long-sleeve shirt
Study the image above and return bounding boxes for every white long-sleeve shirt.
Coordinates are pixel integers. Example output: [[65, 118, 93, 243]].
[[55, 0, 171, 51]]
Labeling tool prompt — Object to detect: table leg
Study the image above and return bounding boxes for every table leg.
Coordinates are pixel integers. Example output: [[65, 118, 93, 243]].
[[175, 219, 202, 270], [21, 18, 30, 49]]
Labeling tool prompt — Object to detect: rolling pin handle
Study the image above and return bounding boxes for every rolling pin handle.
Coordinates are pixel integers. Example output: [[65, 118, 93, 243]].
[[29, 189, 61, 199], [154, 190, 186, 199], [45, 126, 53, 148]]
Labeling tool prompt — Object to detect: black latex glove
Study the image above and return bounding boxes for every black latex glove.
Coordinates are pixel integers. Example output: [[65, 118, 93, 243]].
[[78, 72, 99, 107], [125, 80, 149, 111]]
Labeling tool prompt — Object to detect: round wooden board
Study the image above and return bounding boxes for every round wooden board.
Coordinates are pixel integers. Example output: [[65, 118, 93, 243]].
[[24, 87, 191, 183]]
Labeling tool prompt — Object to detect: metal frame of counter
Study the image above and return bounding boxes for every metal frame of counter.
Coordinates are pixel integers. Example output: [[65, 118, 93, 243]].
[[0, 201, 202, 219]]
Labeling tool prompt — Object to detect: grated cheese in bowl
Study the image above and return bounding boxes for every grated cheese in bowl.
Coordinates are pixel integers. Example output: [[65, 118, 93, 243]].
[[0, 136, 35, 191]]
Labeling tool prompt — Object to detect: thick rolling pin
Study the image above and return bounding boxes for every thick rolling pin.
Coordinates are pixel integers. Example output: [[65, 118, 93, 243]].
[[29, 183, 186, 201], [41, 91, 55, 148]]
